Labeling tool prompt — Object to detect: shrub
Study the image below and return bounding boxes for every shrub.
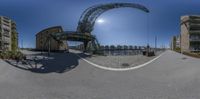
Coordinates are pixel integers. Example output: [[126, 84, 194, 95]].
[[174, 47, 181, 53], [0, 51, 24, 60], [183, 52, 200, 58]]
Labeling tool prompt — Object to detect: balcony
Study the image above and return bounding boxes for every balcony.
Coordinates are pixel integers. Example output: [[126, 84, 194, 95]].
[[189, 31, 200, 34], [11, 21, 16, 26], [190, 23, 200, 27], [3, 17, 10, 20], [3, 19, 9, 23], [190, 16, 200, 19], [190, 47, 200, 52], [12, 27, 16, 30], [3, 33, 10, 37], [190, 36, 200, 42], [190, 39, 200, 42], [189, 26, 200, 31], [2, 39, 10, 44], [2, 24, 10, 29], [185, 19, 200, 25]]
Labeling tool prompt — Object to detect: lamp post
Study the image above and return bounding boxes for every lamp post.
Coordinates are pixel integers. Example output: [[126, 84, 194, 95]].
[[48, 38, 50, 57], [155, 36, 157, 54]]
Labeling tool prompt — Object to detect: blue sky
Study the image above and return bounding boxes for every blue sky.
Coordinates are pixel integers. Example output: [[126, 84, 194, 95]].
[[0, 0, 200, 48]]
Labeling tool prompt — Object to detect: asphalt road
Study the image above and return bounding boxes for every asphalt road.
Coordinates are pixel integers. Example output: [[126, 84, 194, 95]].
[[0, 50, 200, 99]]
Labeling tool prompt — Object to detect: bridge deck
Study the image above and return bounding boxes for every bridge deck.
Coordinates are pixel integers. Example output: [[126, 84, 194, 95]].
[[50, 31, 95, 42]]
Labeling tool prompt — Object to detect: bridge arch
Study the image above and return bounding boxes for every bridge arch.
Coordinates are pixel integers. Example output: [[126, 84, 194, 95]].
[[77, 3, 150, 33], [39, 3, 150, 53]]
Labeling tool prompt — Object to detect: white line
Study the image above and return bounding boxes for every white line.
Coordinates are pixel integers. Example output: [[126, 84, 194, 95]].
[[76, 52, 165, 71]]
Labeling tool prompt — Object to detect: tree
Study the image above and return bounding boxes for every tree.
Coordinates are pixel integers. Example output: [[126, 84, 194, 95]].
[[11, 31, 18, 52]]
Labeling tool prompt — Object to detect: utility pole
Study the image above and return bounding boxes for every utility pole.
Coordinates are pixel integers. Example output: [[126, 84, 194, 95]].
[[155, 36, 157, 53]]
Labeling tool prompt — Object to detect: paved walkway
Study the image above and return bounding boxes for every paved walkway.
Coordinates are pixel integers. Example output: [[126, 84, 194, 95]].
[[0, 50, 200, 99]]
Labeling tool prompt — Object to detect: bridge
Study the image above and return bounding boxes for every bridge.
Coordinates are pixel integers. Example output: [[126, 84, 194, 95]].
[[49, 31, 100, 52], [43, 3, 150, 53]]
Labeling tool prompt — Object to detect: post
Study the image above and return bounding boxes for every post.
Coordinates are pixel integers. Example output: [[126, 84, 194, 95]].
[[155, 36, 157, 53], [83, 41, 88, 52], [180, 34, 183, 54], [48, 39, 50, 56], [21, 39, 23, 50]]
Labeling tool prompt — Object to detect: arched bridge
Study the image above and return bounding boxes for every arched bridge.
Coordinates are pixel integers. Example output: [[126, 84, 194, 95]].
[[44, 3, 149, 52], [77, 2, 149, 33], [50, 31, 99, 51]]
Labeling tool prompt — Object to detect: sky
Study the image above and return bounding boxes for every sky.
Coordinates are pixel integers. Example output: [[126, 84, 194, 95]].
[[0, 0, 200, 48]]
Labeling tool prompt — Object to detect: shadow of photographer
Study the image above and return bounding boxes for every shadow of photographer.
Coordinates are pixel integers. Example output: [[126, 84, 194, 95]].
[[5, 52, 91, 74]]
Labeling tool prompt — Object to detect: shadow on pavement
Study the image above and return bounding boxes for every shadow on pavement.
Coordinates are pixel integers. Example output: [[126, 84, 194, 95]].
[[5, 52, 91, 74]]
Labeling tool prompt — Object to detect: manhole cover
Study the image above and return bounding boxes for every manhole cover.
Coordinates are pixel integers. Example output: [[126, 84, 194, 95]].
[[121, 63, 130, 67], [182, 57, 187, 60]]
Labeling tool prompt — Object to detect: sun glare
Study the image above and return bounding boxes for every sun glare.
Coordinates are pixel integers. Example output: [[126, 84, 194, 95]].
[[97, 19, 105, 24]]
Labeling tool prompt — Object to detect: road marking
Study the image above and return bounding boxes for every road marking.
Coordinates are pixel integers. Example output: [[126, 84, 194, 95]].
[[75, 52, 165, 71]]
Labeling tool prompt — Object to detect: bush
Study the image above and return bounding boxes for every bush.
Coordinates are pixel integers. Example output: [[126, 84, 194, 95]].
[[174, 47, 181, 53], [183, 52, 200, 58], [0, 51, 24, 60]]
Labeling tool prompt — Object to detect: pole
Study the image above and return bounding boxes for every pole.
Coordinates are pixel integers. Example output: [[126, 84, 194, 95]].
[[180, 34, 183, 54], [48, 39, 50, 56], [155, 36, 157, 53], [21, 39, 24, 50]]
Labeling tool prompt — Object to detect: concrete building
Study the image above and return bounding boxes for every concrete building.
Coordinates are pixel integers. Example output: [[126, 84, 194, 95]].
[[181, 15, 200, 52], [171, 35, 181, 51], [176, 35, 181, 48], [36, 26, 67, 52], [0, 16, 18, 52], [171, 36, 176, 50]]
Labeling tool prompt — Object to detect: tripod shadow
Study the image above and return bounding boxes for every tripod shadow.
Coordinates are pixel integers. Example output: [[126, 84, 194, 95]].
[[6, 52, 91, 74]]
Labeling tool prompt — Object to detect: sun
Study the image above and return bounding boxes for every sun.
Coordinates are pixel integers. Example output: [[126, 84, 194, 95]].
[[97, 19, 105, 24]]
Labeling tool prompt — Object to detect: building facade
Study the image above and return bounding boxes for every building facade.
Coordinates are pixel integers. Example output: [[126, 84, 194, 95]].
[[0, 16, 18, 52], [181, 15, 200, 52], [36, 26, 67, 51]]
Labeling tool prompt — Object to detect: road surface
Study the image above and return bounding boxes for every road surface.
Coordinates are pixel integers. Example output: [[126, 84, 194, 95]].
[[0, 50, 200, 99]]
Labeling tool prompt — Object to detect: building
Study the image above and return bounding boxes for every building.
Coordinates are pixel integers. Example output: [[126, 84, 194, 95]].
[[36, 26, 67, 51], [171, 35, 180, 51], [0, 16, 18, 52], [181, 15, 200, 52], [176, 35, 181, 48], [171, 36, 176, 50]]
